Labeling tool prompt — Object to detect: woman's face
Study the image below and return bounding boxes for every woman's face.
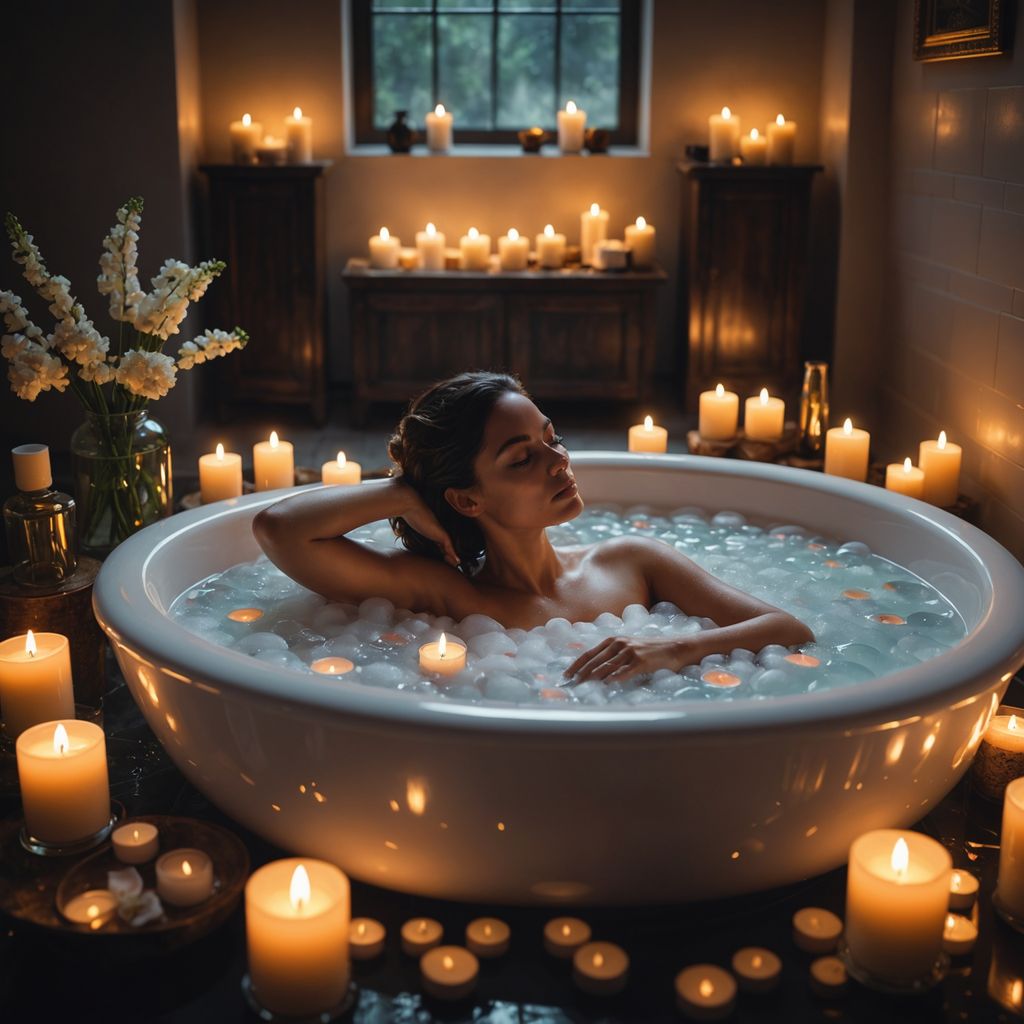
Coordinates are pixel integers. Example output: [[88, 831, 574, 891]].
[[458, 391, 584, 530]]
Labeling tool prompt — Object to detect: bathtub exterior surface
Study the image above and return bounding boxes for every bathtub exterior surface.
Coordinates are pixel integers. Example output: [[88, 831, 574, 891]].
[[94, 454, 1024, 904]]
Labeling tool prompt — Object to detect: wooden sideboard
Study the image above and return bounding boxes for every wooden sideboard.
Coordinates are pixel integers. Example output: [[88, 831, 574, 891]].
[[342, 260, 666, 424]]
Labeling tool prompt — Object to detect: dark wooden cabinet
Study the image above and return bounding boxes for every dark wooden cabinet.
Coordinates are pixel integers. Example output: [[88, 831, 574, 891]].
[[679, 162, 822, 409], [200, 163, 330, 423], [343, 261, 665, 423]]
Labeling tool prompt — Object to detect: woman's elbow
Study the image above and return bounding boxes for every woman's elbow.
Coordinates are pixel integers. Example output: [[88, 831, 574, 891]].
[[252, 504, 287, 555]]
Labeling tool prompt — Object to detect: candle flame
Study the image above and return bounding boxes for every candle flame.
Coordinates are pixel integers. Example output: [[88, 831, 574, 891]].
[[945, 913, 955, 932], [752, 953, 763, 968], [443, 954, 454, 970], [636, 215, 647, 229], [721, 106, 731, 119], [216, 443, 225, 461], [132, 828, 140, 841], [843, 417, 853, 435], [182, 859, 193, 877], [25, 629, 36, 657], [438, 633, 447, 658], [484, 923, 492, 936], [242, 113, 252, 126], [435, 103, 446, 117], [544, 223, 554, 237], [1012, 715, 1019, 731], [418, 919, 427, 934], [290, 863, 311, 910], [891, 836, 909, 878], [951, 871, 962, 891], [715, 383, 724, 398], [380, 226, 390, 240], [938, 430, 947, 449], [776, 113, 786, 126], [751, 128, 760, 140], [1013, 979, 1023, 1006], [644, 415, 653, 431], [759, 387, 769, 404], [269, 430, 279, 448], [593, 952, 604, 967], [336, 451, 346, 468], [468, 226, 479, 238], [426, 222, 436, 236], [53, 723, 69, 755], [590, 203, 600, 216], [566, 100, 577, 114], [357, 921, 366, 936], [293, 106, 302, 119], [561, 923, 571, 937], [508, 227, 519, 240], [903, 457, 912, 473], [87, 903, 100, 919], [699, 978, 714, 997]]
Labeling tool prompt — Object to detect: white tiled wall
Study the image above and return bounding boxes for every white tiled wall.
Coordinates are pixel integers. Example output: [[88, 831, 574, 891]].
[[884, 8, 1024, 562]]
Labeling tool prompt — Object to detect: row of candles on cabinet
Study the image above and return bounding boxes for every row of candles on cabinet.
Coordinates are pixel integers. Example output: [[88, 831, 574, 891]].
[[708, 108, 798, 164], [229, 109, 314, 165]]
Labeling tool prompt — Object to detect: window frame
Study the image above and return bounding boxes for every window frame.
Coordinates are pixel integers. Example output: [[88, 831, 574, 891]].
[[350, 0, 641, 146]]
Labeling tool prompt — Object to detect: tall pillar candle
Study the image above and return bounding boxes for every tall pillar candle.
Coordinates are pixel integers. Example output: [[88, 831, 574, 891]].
[[708, 106, 741, 162], [744, 388, 785, 440], [824, 418, 870, 481], [16, 720, 110, 844], [253, 432, 294, 492], [230, 113, 263, 164], [426, 104, 453, 153], [199, 443, 243, 503], [997, 778, 1024, 924], [535, 224, 566, 269], [246, 859, 351, 1017], [557, 100, 586, 153], [459, 227, 491, 271], [845, 830, 951, 984], [498, 228, 529, 271], [885, 457, 925, 499], [698, 383, 739, 440], [284, 107, 313, 163], [580, 203, 609, 265], [416, 223, 446, 271], [767, 114, 797, 165], [624, 217, 656, 269], [369, 227, 400, 269], [0, 630, 74, 738], [919, 431, 961, 507]]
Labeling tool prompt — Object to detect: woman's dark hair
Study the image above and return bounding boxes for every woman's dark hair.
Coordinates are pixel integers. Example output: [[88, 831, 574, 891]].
[[388, 370, 527, 573]]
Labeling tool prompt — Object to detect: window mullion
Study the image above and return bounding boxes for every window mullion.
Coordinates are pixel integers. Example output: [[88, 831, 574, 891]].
[[491, 7, 498, 133], [431, 0, 439, 107], [554, 0, 563, 118]]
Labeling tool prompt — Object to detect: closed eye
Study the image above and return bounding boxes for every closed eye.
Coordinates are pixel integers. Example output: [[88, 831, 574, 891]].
[[510, 433, 565, 468]]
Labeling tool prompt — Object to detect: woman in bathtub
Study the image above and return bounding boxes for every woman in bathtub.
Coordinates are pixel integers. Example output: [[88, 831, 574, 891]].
[[253, 371, 813, 683]]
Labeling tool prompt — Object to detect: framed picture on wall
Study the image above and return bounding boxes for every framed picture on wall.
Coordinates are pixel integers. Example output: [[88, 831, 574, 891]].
[[914, 0, 1014, 60]]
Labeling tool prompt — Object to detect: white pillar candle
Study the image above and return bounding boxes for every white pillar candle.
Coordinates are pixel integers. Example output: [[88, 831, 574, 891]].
[[624, 216, 656, 269], [731, 947, 782, 993], [740, 127, 768, 165], [0, 630, 74, 738], [699, 383, 740, 440], [708, 106, 741, 162], [369, 227, 400, 269], [573, 941, 629, 996], [792, 906, 843, 953], [996, 777, 1024, 923], [767, 113, 797, 165], [112, 821, 160, 864], [675, 964, 737, 1019], [349, 917, 386, 959], [322, 452, 361, 485], [557, 100, 586, 153], [845, 830, 951, 984], [229, 113, 262, 164], [421, 945, 478, 1001], [535, 224, 566, 269], [416, 223, 447, 271], [402, 916, 443, 955], [246, 859, 351, 1018], [458, 227, 491, 271], [744, 387, 785, 440], [253, 431, 294, 492], [824, 418, 870, 481], [465, 917, 510, 958], [885, 457, 925, 499], [580, 203, 609, 265], [426, 103, 453, 153], [284, 106, 313, 163], [919, 431, 962, 507], [949, 869, 979, 912], [498, 228, 529, 271], [942, 913, 978, 956], [16, 720, 110, 844], [544, 916, 591, 958], [419, 633, 467, 676], [199, 443, 243, 503], [628, 415, 668, 453], [156, 848, 214, 907]]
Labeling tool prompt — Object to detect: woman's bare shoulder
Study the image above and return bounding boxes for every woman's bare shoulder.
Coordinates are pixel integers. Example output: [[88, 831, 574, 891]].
[[585, 534, 675, 563]]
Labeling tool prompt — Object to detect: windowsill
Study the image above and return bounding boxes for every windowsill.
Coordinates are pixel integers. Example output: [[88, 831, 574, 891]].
[[346, 143, 650, 159]]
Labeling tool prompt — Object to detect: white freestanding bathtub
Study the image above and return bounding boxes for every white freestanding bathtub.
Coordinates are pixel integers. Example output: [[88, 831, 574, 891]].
[[93, 454, 1024, 905]]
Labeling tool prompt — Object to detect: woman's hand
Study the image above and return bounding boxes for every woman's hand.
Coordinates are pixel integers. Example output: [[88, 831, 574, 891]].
[[565, 636, 697, 684], [392, 480, 460, 568]]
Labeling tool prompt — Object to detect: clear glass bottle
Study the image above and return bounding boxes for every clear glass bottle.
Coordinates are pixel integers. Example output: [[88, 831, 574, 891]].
[[798, 361, 830, 457], [3, 443, 77, 587]]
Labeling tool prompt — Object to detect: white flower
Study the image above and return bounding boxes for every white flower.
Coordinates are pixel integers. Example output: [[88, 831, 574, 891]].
[[5, 216, 76, 325], [79, 360, 116, 384], [1, 333, 69, 400], [176, 327, 249, 369], [114, 349, 177, 400], [133, 258, 224, 340], [49, 310, 110, 366], [97, 197, 144, 323], [0, 290, 44, 342]]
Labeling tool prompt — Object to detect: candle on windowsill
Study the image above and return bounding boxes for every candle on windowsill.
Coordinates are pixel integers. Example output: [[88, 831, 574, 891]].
[[253, 431, 294, 492], [744, 388, 785, 440], [229, 113, 262, 164], [624, 216, 656, 269], [675, 964, 737, 1019], [498, 228, 529, 271], [416, 223, 446, 271], [459, 227, 491, 271], [824, 418, 870, 481], [580, 203, 609, 265], [740, 127, 768, 165], [426, 104, 453, 153], [535, 224, 566, 269], [322, 452, 361, 485], [199, 443, 243, 503], [112, 821, 160, 864], [918, 431, 961, 507], [419, 634, 467, 676], [708, 106, 741, 162], [628, 415, 668, 453], [557, 100, 586, 153], [369, 227, 400, 269], [0, 630, 74, 738], [699, 383, 739, 440], [885, 457, 925, 499], [284, 106, 313, 163], [767, 113, 797, 165]]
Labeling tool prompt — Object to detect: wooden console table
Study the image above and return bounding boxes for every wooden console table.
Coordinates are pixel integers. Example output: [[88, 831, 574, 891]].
[[342, 260, 666, 424]]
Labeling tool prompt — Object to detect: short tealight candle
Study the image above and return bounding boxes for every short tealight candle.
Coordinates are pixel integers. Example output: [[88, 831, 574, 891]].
[[885, 457, 924, 499], [418, 633, 467, 676], [156, 848, 214, 907], [731, 946, 782, 992], [949, 869, 980, 912], [573, 941, 629, 996], [744, 387, 785, 440], [824, 418, 870, 482], [465, 917, 510, 958], [535, 223, 566, 269], [369, 226, 400, 269], [974, 711, 1024, 800], [919, 430, 962, 506], [62, 888, 118, 928], [253, 431, 294, 492], [421, 945, 478, 1001], [310, 657, 355, 676], [349, 917, 386, 959], [675, 964, 737, 1020], [628, 415, 668, 453], [112, 821, 160, 864], [699, 383, 739, 440], [942, 913, 978, 956], [402, 917, 444, 955], [322, 451, 361, 485], [809, 955, 847, 997], [227, 607, 263, 623], [0, 630, 75, 738], [544, 916, 591, 958], [792, 906, 842, 954], [498, 228, 529, 271], [199, 443, 243, 503]]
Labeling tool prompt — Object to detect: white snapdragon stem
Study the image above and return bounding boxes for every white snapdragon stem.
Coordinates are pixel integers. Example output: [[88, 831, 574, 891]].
[[176, 326, 249, 369]]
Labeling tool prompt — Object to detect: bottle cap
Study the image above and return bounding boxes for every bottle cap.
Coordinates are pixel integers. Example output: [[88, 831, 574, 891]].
[[12, 444, 52, 492]]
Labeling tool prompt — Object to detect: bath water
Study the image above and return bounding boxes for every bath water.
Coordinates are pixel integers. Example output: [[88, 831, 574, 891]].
[[169, 505, 966, 707]]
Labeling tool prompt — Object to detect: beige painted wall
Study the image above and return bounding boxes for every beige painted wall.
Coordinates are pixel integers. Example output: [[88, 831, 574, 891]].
[[883, 0, 1024, 561], [195, 0, 828, 390]]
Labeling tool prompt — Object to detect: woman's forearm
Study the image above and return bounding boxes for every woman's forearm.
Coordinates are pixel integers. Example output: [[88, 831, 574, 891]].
[[679, 612, 814, 665]]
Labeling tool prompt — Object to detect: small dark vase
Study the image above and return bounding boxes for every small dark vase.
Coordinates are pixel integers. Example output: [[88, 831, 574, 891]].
[[387, 111, 414, 153]]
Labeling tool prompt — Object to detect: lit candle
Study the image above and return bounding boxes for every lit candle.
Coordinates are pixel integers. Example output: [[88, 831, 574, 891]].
[[310, 657, 355, 676], [229, 112, 263, 164], [398, 246, 420, 270], [824, 418, 870, 481], [974, 712, 1024, 801], [767, 113, 797, 165], [228, 607, 263, 623], [809, 956, 848, 997], [573, 941, 629, 996], [698, 383, 740, 440], [918, 431, 962, 507], [253, 431, 294, 492], [401, 916, 443, 956], [421, 945, 479, 1001], [949, 869, 980, 912], [535, 223, 566, 269], [284, 106, 313, 163], [16, 720, 110, 844], [744, 387, 785, 440], [885, 456, 925, 499], [498, 228, 529, 271], [996, 777, 1024, 925], [255, 135, 287, 166], [369, 226, 401, 269], [942, 913, 978, 956], [557, 100, 586, 153], [418, 633, 467, 676], [349, 917, 386, 959], [674, 964, 737, 1019], [112, 821, 160, 864], [465, 917, 510, 958], [792, 906, 843, 953], [416, 222, 447, 271], [580, 203, 609, 265], [845, 830, 951, 985], [322, 451, 362, 485], [156, 848, 214, 907], [708, 106, 741, 162], [199, 443, 243, 503], [628, 415, 668, 453], [740, 127, 768, 165], [426, 103, 453, 153], [62, 889, 118, 928], [0, 630, 74, 738], [624, 215, 656, 269], [245, 859, 351, 1018], [543, 916, 591, 958], [731, 946, 782, 992], [458, 226, 491, 271]]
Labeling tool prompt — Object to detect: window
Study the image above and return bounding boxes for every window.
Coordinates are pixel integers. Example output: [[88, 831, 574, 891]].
[[350, 0, 641, 146]]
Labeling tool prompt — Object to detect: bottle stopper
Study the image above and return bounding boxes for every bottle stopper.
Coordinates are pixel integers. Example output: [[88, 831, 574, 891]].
[[12, 444, 52, 492]]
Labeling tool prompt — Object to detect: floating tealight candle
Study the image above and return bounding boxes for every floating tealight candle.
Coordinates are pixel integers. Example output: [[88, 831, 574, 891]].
[[156, 848, 214, 907], [873, 613, 906, 625], [731, 946, 782, 992], [227, 607, 264, 623], [310, 658, 355, 676], [949, 869, 979, 912], [785, 653, 820, 668], [573, 941, 629, 996], [112, 821, 160, 864], [675, 964, 737, 1019], [842, 589, 870, 600], [628, 415, 668, 453], [418, 633, 467, 676], [421, 945, 478, 1001], [942, 913, 978, 956], [702, 670, 741, 688], [792, 907, 842, 954], [62, 888, 118, 928], [809, 955, 847, 997], [402, 916, 443, 956], [544, 916, 591, 958], [465, 917, 510, 957], [349, 917, 386, 959]]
